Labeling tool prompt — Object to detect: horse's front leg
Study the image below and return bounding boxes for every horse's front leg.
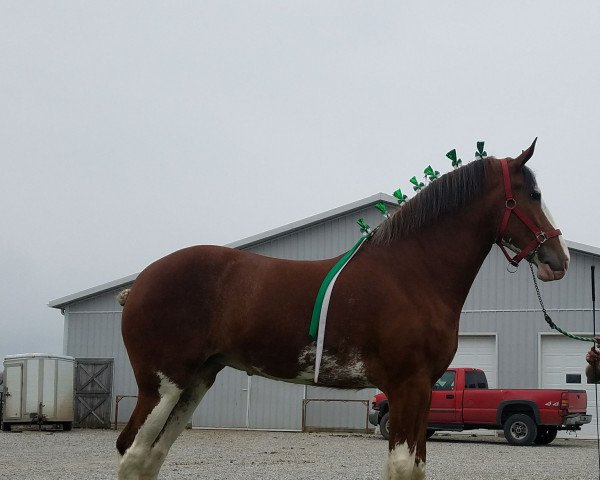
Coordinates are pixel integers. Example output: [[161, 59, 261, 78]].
[[382, 377, 431, 480]]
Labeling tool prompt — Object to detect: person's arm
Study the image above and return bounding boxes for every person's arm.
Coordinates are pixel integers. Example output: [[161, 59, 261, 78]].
[[586, 338, 600, 383], [586, 363, 599, 383]]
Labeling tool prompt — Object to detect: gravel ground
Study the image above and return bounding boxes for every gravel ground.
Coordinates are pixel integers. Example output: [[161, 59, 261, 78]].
[[1, 428, 599, 480]]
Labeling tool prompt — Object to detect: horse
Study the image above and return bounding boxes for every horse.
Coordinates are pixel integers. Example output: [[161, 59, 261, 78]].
[[115, 140, 569, 480]]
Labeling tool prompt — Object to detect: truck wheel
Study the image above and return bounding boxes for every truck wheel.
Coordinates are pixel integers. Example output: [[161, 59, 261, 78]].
[[380, 413, 390, 440], [503, 414, 537, 446], [534, 426, 557, 445], [426, 429, 436, 439]]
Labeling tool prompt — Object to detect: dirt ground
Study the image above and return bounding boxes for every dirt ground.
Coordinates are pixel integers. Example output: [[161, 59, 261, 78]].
[[0, 428, 598, 479]]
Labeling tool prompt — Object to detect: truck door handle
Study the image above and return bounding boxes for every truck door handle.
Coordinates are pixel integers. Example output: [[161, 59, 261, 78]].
[[446, 394, 454, 399]]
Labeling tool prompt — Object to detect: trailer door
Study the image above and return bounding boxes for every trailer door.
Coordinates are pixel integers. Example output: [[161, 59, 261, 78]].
[[4, 364, 23, 419]]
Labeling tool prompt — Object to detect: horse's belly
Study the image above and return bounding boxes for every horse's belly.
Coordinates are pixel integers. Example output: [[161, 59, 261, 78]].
[[215, 347, 375, 389]]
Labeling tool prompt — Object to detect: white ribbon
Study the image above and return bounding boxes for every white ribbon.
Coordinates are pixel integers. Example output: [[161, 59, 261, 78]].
[[314, 240, 367, 383]]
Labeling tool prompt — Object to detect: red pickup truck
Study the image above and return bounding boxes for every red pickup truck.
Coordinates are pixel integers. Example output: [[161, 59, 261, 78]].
[[369, 367, 591, 446]]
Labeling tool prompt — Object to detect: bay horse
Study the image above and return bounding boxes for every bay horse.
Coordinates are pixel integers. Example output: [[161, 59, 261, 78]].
[[116, 140, 569, 480]]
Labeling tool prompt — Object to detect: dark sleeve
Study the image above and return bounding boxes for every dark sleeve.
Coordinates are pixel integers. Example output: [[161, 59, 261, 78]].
[[586, 364, 600, 383]]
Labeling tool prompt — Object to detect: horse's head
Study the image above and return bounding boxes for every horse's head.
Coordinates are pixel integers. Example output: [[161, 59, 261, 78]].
[[495, 139, 569, 281]]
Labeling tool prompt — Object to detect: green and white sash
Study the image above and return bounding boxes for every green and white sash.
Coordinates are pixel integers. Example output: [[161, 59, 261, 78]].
[[309, 234, 370, 383]]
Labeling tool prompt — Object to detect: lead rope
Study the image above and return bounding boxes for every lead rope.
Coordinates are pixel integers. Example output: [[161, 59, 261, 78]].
[[529, 262, 596, 343], [530, 262, 599, 478]]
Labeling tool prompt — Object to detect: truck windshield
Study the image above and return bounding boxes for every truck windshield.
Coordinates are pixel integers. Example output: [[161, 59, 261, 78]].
[[433, 371, 455, 390]]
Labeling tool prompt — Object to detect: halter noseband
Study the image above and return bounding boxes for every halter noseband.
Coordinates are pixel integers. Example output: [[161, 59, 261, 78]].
[[496, 158, 562, 267]]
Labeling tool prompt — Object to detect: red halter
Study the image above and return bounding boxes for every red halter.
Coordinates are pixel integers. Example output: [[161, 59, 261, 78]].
[[496, 158, 562, 267]]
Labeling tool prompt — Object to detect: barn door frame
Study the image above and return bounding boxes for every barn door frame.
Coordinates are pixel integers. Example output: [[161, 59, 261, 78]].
[[74, 358, 113, 428]]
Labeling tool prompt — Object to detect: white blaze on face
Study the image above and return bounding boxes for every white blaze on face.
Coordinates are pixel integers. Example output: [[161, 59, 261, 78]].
[[527, 199, 569, 282], [541, 200, 570, 263], [383, 442, 424, 480]]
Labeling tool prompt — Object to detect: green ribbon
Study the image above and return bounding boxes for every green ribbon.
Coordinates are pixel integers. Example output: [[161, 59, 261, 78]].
[[423, 165, 440, 181], [357, 218, 371, 235], [446, 149, 462, 168], [309, 234, 370, 340], [375, 202, 390, 218], [475, 141, 487, 159], [393, 188, 408, 205], [409, 176, 425, 192]]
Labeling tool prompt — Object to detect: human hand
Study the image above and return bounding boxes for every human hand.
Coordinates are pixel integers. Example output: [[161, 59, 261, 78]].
[[586, 337, 600, 365]]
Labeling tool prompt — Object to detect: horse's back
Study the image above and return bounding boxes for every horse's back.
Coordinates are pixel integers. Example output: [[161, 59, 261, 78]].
[[122, 245, 238, 318], [122, 244, 327, 321]]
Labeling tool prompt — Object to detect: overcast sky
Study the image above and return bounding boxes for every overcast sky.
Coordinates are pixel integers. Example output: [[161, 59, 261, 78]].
[[1, 2, 599, 363]]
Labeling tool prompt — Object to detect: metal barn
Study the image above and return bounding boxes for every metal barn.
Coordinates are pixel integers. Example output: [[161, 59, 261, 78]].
[[49, 193, 600, 437]]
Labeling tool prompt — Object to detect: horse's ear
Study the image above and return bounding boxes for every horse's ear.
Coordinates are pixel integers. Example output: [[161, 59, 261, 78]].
[[514, 137, 538, 167]]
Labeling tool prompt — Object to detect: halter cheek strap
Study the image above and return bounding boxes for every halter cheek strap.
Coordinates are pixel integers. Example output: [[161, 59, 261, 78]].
[[496, 158, 562, 267]]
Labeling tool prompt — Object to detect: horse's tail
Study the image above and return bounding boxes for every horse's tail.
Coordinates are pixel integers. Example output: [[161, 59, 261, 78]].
[[117, 288, 131, 306]]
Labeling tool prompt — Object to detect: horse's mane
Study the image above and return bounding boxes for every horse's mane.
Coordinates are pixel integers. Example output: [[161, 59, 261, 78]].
[[372, 158, 488, 244]]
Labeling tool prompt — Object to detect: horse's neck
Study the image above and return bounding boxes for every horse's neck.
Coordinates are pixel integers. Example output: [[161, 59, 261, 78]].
[[382, 206, 497, 305]]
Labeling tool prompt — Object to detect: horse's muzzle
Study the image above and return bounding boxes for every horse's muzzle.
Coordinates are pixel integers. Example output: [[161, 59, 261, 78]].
[[536, 258, 569, 282], [534, 238, 569, 282]]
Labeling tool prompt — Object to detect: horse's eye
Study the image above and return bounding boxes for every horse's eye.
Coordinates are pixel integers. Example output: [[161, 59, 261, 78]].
[[530, 190, 541, 201]]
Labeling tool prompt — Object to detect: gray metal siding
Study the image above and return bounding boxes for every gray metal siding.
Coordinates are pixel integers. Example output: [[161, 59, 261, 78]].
[[304, 386, 373, 431], [192, 368, 248, 428], [247, 376, 304, 430], [464, 246, 595, 312], [63, 291, 137, 423], [191, 370, 305, 430]]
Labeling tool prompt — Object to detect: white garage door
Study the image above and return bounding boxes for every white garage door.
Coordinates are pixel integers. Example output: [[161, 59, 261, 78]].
[[540, 334, 596, 439], [450, 335, 497, 388]]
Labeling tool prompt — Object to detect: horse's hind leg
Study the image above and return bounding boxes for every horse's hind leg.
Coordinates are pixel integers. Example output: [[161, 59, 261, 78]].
[[143, 363, 223, 474], [117, 363, 222, 480], [117, 372, 183, 480]]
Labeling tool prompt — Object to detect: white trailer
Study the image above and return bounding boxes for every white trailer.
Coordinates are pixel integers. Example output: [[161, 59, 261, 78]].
[[2, 353, 74, 431]]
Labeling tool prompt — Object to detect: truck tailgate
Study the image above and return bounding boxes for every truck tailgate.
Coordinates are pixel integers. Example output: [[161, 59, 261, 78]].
[[566, 390, 587, 413]]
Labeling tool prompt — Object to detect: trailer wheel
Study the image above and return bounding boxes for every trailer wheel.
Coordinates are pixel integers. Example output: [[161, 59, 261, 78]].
[[380, 413, 390, 440], [1, 422, 10, 432], [534, 426, 557, 445], [62, 422, 72, 432], [503, 414, 537, 446]]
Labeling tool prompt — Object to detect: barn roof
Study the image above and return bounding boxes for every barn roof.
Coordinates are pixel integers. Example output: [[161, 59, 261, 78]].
[[566, 240, 600, 258]]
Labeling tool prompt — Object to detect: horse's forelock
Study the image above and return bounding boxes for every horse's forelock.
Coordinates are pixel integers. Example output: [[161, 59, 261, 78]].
[[372, 159, 487, 245], [522, 165, 537, 191]]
